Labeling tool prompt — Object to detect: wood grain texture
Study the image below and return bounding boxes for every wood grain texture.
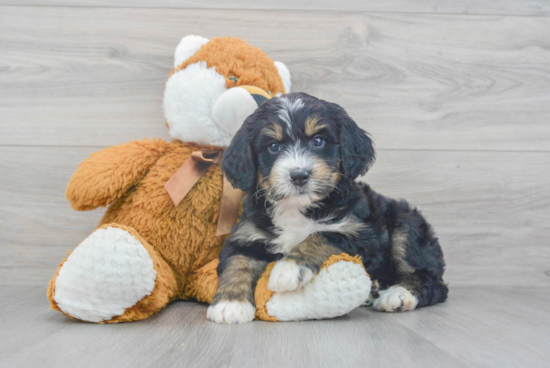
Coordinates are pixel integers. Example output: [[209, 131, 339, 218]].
[[1, 6, 550, 150], [2, 146, 549, 287], [0, 146, 106, 285], [1, 0, 550, 16], [1, 286, 548, 368]]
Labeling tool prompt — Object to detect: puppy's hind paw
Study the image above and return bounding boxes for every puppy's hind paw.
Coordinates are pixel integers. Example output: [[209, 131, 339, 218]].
[[267, 260, 314, 293], [207, 300, 256, 324], [372, 286, 418, 312]]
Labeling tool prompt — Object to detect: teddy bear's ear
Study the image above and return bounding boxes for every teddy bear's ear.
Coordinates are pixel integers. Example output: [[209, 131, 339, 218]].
[[174, 35, 209, 68], [274, 61, 291, 94]]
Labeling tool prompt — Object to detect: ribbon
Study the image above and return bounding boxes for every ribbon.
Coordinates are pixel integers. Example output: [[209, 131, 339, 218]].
[[164, 148, 241, 236]]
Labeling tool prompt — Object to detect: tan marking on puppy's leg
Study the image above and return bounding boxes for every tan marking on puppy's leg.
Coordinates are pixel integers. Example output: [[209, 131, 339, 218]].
[[391, 230, 415, 275], [286, 234, 341, 269], [372, 230, 423, 312], [304, 116, 325, 137], [231, 221, 270, 243], [208, 255, 267, 323], [268, 234, 341, 292], [212, 255, 267, 304]]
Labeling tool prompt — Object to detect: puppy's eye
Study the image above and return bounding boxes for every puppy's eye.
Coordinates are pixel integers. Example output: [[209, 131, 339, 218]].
[[268, 142, 280, 153], [313, 136, 325, 147]]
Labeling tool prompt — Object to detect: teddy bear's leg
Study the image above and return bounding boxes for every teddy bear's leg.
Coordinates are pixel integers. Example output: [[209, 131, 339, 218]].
[[47, 224, 178, 323], [185, 258, 219, 304], [254, 254, 371, 322]]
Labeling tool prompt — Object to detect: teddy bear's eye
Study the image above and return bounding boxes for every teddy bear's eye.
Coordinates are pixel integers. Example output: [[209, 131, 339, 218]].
[[228, 75, 238, 85]]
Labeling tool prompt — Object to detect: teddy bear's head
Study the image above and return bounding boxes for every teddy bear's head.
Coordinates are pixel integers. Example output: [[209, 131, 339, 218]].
[[163, 36, 291, 147]]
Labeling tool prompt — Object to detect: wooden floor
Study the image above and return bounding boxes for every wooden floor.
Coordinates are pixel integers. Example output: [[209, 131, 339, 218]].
[[0, 286, 548, 368], [1, 0, 549, 367]]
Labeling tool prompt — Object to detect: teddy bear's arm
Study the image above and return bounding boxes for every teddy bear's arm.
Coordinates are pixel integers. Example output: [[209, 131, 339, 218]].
[[66, 139, 170, 211]]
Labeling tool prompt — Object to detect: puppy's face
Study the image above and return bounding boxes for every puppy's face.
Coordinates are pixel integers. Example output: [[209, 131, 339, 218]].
[[254, 100, 340, 203], [222, 93, 375, 204]]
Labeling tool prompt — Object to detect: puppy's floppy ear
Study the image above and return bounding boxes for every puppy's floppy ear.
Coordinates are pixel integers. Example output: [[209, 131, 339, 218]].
[[221, 124, 256, 192], [333, 104, 375, 180]]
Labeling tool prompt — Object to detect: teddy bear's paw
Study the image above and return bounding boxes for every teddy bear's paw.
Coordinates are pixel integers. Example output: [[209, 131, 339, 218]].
[[267, 260, 314, 293], [261, 258, 371, 321], [53, 226, 157, 322], [372, 286, 418, 312], [207, 300, 256, 324]]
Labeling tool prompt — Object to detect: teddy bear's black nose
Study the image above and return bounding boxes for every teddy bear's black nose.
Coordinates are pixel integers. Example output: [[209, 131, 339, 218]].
[[290, 170, 310, 186]]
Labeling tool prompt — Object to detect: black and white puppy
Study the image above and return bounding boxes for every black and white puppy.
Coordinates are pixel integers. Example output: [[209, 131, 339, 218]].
[[207, 93, 448, 323]]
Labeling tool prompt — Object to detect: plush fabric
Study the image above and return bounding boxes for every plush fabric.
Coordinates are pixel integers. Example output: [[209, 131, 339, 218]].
[[165, 37, 288, 146], [264, 255, 371, 321], [164, 62, 233, 146], [255, 254, 370, 322], [173, 35, 209, 68], [174, 37, 286, 94]]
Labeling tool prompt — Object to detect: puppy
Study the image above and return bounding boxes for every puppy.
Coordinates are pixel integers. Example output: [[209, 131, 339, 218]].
[[207, 93, 448, 324]]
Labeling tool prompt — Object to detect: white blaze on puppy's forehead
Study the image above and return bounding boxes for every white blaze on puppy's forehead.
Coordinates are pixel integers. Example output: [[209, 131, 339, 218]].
[[269, 143, 317, 201], [277, 96, 304, 134], [278, 144, 315, 172]]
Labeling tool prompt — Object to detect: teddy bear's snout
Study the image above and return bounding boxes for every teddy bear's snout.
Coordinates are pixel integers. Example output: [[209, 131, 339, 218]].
[[211, 85, 272, 137]]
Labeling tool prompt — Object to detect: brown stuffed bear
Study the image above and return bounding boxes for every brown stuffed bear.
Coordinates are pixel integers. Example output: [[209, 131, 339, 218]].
[[47, 36, 371, 323]]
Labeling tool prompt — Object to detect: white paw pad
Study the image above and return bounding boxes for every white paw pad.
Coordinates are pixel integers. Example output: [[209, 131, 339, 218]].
[[53, 227, 156, 322], [373, 286, 418, 312], [268, 260, 314, 293], [207, 300, 256, 324]]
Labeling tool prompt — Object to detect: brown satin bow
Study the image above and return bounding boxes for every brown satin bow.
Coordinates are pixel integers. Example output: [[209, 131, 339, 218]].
[[164, 149, 241, 236]]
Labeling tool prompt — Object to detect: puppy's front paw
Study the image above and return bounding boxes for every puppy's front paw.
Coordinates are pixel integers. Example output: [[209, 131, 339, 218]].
[[268, 260, 314, 293], [372, 285, 418, 312], [207, 300, 256, 324]]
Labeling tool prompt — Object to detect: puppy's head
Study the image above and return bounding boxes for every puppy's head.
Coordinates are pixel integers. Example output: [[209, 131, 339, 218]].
[[222, 93, 375, 204]]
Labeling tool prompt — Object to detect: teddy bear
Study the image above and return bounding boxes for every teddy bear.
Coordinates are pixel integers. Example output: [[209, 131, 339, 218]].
[[47, 35, 371, 323]]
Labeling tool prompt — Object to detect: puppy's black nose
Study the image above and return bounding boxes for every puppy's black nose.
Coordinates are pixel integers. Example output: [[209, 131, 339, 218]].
[[290, 170, 310, 186]]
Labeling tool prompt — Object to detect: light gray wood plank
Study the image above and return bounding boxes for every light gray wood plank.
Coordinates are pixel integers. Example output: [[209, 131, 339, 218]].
[[366, 150, 550, 289], [0, 146, 106, 285], [389, 288, 550, 367], [1, 0, 550, 16], [1, 7, 550, 151], [1, 146, 549, 288], [0, 286, 67, 361], [0, 286, 467, 368], [1, 287, 549, 368], [366, 151, 550, 287]]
